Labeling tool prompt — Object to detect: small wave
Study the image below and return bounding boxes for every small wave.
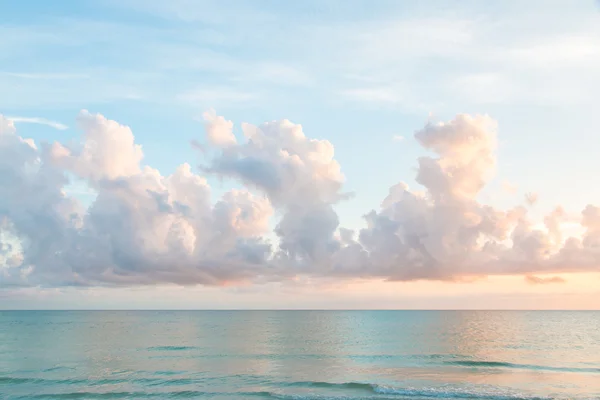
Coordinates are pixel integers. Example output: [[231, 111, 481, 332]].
[[43, 366, 77, 372], [15, 393, 146, 399], [447, 360, 600, 373], [0, 377, 87, 385], [143, 378, 199, 387], [0, 377, 42, 385], [288, 381, 373, 391], [285, 381, 552, 400], [0, 375, 216, 389], [152, 370, 184, 376], [0, 376, 187, 387], [147, 346, 199, 351], [91, 378, 129, 385], [19, 390, 274, 399], [372, 385, 551, 400]]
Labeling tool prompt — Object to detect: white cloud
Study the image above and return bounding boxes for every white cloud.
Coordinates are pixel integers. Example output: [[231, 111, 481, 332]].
[[329, 6, 600, 109], [340, 87, 399, 104], [2, 110, 600, 289], [8, 117, 68, 131], [234, 63, 313, 86], [201, 109, 236, 147], [179, 88, 258, 106], [203, 114, 347, 269], [50, 110, 143, 180], [1, 111, 275, 287], [2, 1, 598, 114], [2, 72, 89, 80]]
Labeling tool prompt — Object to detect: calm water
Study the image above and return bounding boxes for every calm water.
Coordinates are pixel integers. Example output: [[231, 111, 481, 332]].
[[0, 311, 599, 399]]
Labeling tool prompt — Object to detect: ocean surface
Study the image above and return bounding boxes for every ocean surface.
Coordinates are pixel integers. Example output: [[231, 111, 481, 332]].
[[0, 311, 599, 400]]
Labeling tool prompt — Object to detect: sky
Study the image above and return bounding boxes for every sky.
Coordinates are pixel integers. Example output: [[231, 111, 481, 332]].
[[1, 0, 600, 309]]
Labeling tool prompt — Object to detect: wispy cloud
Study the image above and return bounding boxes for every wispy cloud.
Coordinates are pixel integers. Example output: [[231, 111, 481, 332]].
[[8, 117, 68, 130], [341, 87, 399, 104], [179, 88, 259, 106], [233, 63, 313, 87], [109, 0, 276, 25], [392, 135, 404, 142], [525, 275, 566, 285], [2, 72, 89, 80], [339, 86, 431, 113]]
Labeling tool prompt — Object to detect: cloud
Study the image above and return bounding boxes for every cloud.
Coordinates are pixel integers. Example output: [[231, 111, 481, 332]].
[[234, 63, 313, 86], [2, 110, 600, 289], [392, 135, 404, 142], [8, 117, 68, 131], [3, 1, 599, 115], [336, 114, 600, 282], [50, 110, 143, 180], [2, 72, 89, 80], [201, 109, 236, 147], [202, 115, 347, 269], [0, 111, 274, 287], [525, 275, 566, 285], [341, 87, 400, 104], [179, 88, 258, 106]]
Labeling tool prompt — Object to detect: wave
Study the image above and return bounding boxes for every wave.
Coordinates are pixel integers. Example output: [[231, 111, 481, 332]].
[[43, 366, 77, 372], [12, 390, 273, 399], [288, 381, 374, 391], [16, 391, 551, 400], [1, 377, 560, 400], [0, 377, 44, 385], [0, 377, 88, 385], [371, 385, 551, 400], [0, 376, 199, 387], [283, 381, 552, 400], [147, 346, 199, 351], [144, 378, 198, 387], [446, 360, 600, 373]]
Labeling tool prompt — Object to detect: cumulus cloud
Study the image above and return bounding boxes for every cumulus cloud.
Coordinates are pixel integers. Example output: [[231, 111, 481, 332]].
[[334, 114, 600, 281], [1, 111, 274, 287], [201, 109, 236, 147], [201, 116, 348, 270], [1, 110, 600, 288]]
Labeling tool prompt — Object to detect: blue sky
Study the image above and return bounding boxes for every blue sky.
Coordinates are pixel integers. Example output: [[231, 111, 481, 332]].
[[1, 0, 600, 308], [3, 0, 599, 223]]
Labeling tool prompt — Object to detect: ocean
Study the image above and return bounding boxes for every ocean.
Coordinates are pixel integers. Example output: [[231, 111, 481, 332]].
[[0, 311, 598, 399]]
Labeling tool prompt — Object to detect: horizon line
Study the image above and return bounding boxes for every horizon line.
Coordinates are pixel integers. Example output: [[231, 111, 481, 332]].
[[1, 309, 598, 312]]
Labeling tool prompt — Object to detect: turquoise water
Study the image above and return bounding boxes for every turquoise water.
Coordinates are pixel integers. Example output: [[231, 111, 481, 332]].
[[1, 311, 599, 399]]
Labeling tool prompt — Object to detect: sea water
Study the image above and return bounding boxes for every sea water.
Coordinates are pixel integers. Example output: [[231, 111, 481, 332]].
[[1, 311, 599, 399]]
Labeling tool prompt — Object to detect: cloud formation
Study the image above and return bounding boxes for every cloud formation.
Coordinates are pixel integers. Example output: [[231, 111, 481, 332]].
[[1, 110, 599, 288], [525, 275, 566, 285], [7, 116, 68, 130]]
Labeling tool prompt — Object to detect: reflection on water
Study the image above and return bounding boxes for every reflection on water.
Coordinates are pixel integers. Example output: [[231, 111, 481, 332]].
[[0, 311, 599, 399]]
